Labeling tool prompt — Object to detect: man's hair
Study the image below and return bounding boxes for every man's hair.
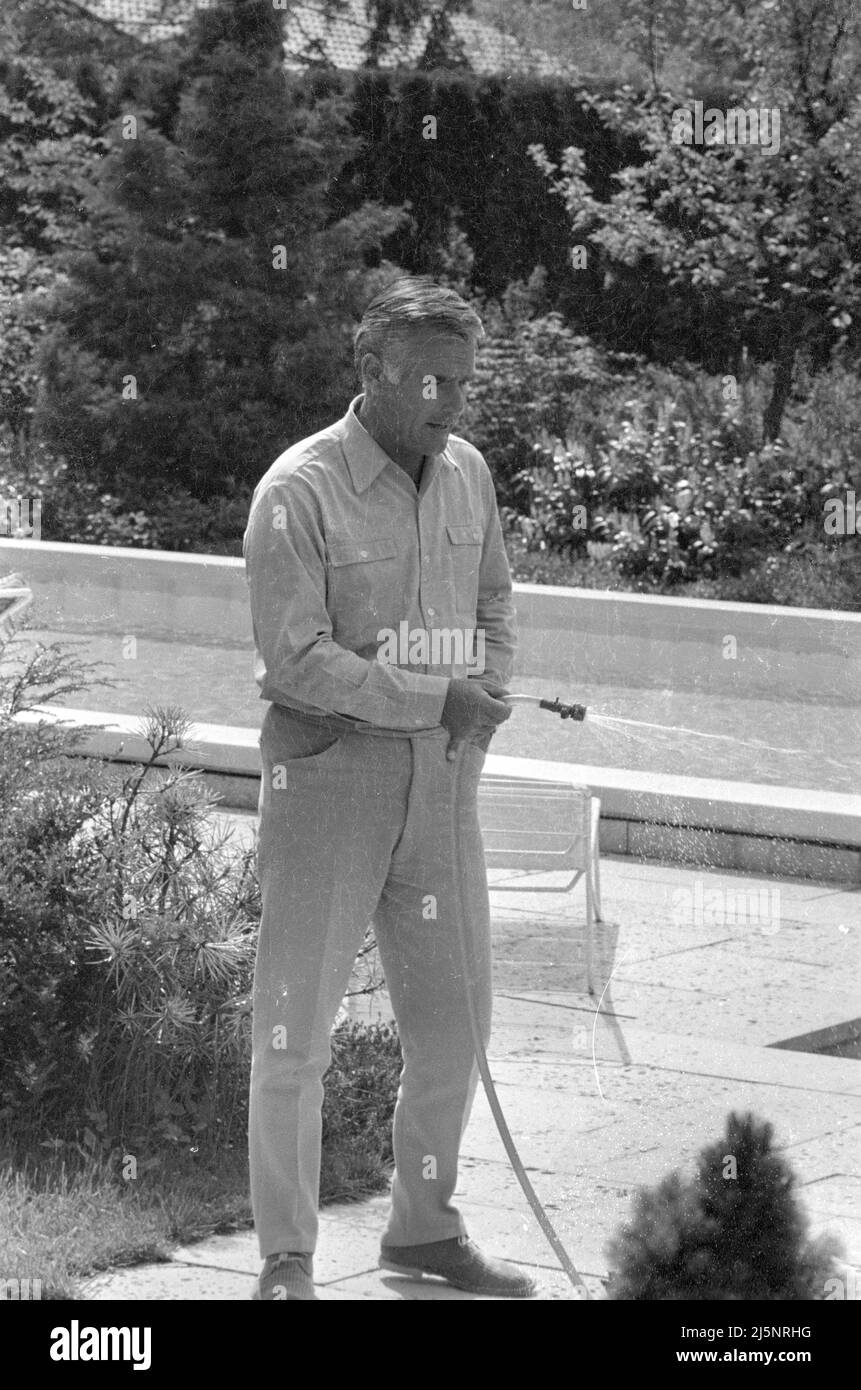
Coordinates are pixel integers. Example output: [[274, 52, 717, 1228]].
[[353, 276, 483, 376]]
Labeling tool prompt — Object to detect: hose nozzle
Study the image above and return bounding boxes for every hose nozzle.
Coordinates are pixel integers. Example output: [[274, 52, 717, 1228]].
[[500, 693, 588, 721], [539, 696, 587, 721]]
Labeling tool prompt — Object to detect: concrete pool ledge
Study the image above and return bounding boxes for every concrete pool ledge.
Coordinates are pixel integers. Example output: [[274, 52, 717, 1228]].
[[18, 704, 861, 884]]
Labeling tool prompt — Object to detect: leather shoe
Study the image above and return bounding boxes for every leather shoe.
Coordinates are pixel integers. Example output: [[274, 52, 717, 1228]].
[[380, 1236, 537, 1297], [253, 1252, 317, 1301]]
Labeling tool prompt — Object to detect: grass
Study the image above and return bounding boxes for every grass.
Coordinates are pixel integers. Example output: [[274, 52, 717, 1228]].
[[1, 1010, 401, 1298], [0, 1134, 397, 1299], [0, 1146, 258, 1299]]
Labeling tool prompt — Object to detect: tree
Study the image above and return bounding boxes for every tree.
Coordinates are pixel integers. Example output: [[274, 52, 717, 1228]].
[[364, 0, 474, 70], [419, 4, 471, 72], [531, 0, 861, 441], [34, 0, 406, 501], [0, 0, 121, 434]]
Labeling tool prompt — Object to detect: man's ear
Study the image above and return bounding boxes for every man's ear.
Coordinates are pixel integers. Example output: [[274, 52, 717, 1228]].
[[359, 351, 384, 390]]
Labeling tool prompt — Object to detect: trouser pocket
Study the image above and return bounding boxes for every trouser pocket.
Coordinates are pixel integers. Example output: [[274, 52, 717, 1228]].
[[261, 704, 345, 765]]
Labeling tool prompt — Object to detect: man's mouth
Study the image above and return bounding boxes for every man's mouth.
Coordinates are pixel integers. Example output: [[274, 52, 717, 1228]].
[[428, 421, 455, 430]]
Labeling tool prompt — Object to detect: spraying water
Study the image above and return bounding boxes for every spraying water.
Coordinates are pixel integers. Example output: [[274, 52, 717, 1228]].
[[501, 693, 855, 776], [584, 710, 811, 759]]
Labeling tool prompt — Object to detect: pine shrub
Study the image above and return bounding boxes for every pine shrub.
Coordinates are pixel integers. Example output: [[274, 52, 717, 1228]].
[[606, 1111, 842, 1300]]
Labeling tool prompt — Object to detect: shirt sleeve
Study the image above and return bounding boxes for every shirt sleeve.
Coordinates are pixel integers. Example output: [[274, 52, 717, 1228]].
[[469, 456, 518, 694], [243, 475, 450, 729]]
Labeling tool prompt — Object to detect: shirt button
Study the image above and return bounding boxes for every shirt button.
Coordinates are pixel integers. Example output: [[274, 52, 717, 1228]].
[[359, 549, 368, 558], [427, 607, 435, 616]]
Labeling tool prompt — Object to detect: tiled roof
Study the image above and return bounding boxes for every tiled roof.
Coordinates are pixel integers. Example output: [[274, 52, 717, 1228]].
[[80, 1, 572, 76], [81, 0, 219, 43], [281, 0, 569, 77]]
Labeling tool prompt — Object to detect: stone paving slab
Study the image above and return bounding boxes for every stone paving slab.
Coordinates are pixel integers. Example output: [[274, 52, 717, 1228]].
[[583, 1024, 861, 1093], [782, 1125, 861, 1178], [482, 989, 861, 1079], [590, 908, 858, 961], [491, 964, 860, 1050], [626, 995, 860, 1060], [462, 1072, 857, 1178], [455, 1169, 627, 1275], [799, 1176, 861, 1219], [610, 945, 853, 1003], [76, 855, 859, 1300], [604, 975, 860, 1052], [488, 866, 859, 1016], [83, 1265, 252, 1300]]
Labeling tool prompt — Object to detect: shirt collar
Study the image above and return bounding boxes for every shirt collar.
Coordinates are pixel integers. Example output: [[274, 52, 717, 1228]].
[[338, 394, 462, 495]]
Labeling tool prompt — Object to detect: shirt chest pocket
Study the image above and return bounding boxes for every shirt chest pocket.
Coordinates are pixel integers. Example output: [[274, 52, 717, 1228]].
[[446, 523, 483, 613], [326, 533, 399, 618]]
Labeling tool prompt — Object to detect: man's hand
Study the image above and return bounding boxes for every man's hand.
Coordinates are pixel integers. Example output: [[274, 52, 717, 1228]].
[[440, 679, 511, 761]]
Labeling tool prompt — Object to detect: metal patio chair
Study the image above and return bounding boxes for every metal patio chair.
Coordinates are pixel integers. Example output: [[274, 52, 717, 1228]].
[[0, 572, 33, 643], [477, 774, 603, 994]]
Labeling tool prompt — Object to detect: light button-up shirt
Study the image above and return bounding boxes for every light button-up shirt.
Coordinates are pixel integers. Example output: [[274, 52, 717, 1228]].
[[243, 394, 517, 731]]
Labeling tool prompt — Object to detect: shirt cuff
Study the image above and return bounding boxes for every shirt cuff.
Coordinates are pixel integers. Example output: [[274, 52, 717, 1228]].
[[394, 672, 451, 729]]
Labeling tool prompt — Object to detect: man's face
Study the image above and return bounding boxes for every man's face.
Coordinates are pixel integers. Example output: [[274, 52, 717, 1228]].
[[369, 327, 476, 466]]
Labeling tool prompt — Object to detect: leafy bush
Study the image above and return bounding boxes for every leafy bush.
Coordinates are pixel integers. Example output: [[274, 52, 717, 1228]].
[[464, 280, 639, 511], [0, 250, 61, 437], [0, 430, 251, 554], [321, 1020, 402, 1201], [685, 547, 861, 611], [503, 524, 861, 611], [477, 331, 861, 589], [606, 1111, 842, 1300]]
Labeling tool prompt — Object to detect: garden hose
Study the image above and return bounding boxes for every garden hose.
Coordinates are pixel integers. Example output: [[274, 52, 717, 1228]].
[[450, 692, 592, 1299]]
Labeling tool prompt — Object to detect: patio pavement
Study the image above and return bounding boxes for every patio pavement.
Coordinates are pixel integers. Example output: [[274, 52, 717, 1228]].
[[81, 830, 860, 1301]]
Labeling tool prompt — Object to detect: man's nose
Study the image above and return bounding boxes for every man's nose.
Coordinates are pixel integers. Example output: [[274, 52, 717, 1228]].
[[442, 382, 466, 416]]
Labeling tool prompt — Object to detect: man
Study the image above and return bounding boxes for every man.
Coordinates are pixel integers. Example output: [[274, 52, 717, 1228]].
[[243, 276, 534, 1300]]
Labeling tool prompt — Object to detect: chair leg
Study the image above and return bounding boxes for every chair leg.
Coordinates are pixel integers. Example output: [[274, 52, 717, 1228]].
[[583, 797, 595, 994], [584, 872, 595, 995], [591, 852, 602, 922], [590, 800, 603, 922]]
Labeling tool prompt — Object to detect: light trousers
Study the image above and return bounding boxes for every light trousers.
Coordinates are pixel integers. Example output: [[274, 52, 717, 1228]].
[[249, 702, 492, 1257]]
